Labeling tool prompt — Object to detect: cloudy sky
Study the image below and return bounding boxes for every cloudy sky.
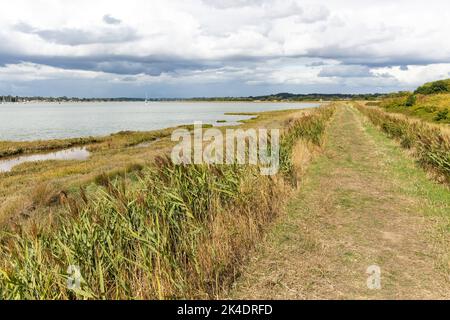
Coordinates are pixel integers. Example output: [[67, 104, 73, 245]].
[[1, 0, 450, 98]]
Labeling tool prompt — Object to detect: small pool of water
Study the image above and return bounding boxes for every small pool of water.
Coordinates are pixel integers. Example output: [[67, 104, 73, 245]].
[[0, 147, 90, 173]]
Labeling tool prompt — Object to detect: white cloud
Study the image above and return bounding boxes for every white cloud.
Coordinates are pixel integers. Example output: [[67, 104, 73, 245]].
[[373, 64, 450, 87], [0, 0, 449, 96]]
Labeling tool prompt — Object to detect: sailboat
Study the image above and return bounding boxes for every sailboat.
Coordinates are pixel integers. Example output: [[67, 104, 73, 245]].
[[145, 93, 149, 105]]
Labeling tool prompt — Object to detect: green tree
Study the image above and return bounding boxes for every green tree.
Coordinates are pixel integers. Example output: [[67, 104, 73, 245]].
[[415, 79, 450, 95]]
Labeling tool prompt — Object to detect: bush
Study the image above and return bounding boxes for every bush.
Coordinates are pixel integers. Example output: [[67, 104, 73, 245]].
[[405, 94, 416, 107], [434, 109, 449, 122]]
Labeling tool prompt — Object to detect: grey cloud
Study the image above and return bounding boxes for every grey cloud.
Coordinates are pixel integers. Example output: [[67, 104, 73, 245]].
[[14, 22, 139, 46], [103, 14, 121, 25], [0, 38, 444, 81], [318, 65, 374, 78], [307, 44, 450, 68], [92, 59, 213, 76], [14, 22, 34, 33], [121, 76, 138, 82], [0, 52, 217, 76], [307, 61, 326, 67]]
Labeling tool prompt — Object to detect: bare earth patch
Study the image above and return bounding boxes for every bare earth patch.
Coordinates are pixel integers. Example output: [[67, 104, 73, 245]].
[[229, 104, 450, 299]]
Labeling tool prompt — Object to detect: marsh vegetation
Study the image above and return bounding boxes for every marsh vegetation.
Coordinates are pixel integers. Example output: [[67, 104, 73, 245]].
[[0, 106, 334, 299]]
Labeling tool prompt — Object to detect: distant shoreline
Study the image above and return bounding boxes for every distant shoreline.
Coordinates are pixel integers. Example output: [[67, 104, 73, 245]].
[[0, 92, 384, 104], [1, 100, 326, 105]]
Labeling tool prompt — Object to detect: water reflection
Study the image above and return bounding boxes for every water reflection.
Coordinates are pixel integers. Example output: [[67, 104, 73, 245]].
[[0, 147, 90, 173]]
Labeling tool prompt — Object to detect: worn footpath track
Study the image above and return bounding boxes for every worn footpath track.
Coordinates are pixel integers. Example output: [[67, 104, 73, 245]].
[[230, 105, 450, 299]]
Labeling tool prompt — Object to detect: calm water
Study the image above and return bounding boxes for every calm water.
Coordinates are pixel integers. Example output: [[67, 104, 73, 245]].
[[0, 147, 90, 173], [0, 101, 319, 141]]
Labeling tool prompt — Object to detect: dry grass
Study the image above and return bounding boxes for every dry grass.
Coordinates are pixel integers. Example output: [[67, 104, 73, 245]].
[[291, 140, 320, 183]]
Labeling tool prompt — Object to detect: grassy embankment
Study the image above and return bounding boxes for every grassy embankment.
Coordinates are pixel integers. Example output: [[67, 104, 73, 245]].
[[377, 79, 450, 124], [356, 103, 450, 184], [0, 105, 334, 299]]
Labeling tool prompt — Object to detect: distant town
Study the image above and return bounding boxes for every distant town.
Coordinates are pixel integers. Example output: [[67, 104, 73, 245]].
[[0, 92, 388, 103]]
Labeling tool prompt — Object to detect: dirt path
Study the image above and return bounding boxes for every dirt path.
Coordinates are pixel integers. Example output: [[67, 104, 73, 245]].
[[230, 104, 450, 299]]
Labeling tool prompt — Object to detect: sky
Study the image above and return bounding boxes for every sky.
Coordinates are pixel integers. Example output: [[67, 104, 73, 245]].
[[0, 0, 450, 98]]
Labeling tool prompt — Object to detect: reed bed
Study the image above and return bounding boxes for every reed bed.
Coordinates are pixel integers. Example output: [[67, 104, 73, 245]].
[[0, 106, 334, 299], [356, 103, 450, 183]]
